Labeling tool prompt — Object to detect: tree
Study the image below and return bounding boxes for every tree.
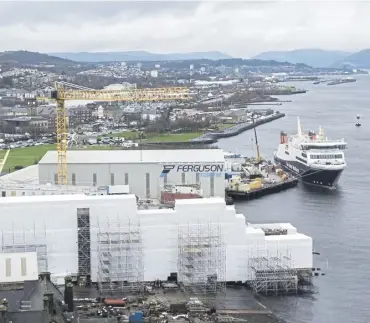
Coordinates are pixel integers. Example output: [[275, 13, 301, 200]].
[[0, 76, 13, 88]]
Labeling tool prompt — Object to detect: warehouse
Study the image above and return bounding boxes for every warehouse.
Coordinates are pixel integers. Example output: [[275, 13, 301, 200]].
[[38, 149, 226, 199], [0, 194, 313, 289]]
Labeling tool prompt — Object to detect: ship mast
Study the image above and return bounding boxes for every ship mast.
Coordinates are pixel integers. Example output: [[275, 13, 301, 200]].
[[252, 114, 261, 162], [297, 116, 302, 136], [318, 126, 325, 140]]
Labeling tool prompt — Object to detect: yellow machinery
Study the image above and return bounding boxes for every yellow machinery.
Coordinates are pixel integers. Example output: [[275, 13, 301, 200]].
[[41, 82, 190, 185]]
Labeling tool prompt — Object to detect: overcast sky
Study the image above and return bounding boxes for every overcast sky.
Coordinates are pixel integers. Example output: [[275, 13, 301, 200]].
[[0, 1, 369, 57]]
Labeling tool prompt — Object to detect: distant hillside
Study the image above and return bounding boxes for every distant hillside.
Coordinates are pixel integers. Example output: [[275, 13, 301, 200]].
[[0, 50, 74, 66], [253, 49, 351, 68], [50, 51, 232, 62], [133, 58, 309, 70], [333, 49, 370, 68]]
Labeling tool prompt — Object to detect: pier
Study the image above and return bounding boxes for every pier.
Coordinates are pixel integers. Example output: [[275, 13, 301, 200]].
[[192, 112, 286, 143]]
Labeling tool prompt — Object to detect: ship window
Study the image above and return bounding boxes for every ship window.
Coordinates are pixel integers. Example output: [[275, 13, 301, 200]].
[[285, 151, 290, 155], [310, 154, 343, 159], [302, 152, 307, 158], [296, 157, 306, 163], [306, 144, 345, 150]]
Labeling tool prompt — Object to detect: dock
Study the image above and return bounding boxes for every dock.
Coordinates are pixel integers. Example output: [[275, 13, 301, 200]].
[[68, 284, 286, 323], [226, 177, 298, 201]]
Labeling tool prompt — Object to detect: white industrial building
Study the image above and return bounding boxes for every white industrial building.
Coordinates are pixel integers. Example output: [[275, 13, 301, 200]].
[[0, 194, 313, 288], [37, 149, 226, 199]]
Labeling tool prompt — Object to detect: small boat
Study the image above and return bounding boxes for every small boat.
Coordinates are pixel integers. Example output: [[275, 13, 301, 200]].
[[356, 115, 361, 126], [313, 81, 320, 85]]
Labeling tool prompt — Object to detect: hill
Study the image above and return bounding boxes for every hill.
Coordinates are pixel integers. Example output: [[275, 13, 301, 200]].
[[333, 49, 370, 68], [253, 49, 350, 68], [0, 50, 74, 66], [133, 58, 311, 72], [50, 50, 232, 62]]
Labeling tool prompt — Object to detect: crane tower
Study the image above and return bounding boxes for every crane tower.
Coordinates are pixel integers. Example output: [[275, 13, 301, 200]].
[[42, 82, 190, 185]]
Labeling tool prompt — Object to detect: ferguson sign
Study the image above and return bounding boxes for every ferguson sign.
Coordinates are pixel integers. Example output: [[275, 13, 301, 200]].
[[160, 164, 224, 176]]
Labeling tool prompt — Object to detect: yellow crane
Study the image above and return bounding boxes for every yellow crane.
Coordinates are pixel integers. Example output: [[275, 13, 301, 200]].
[[40, 81, 191, 185]]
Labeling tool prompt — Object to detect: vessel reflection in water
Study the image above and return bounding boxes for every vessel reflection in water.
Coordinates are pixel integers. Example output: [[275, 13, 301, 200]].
[[274, 117, 347, 188]]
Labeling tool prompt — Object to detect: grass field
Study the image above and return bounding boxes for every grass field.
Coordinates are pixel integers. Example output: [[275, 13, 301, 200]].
[[100, 131, 141, 140], [0, 150, 6, 160], [2, 131, 204, 172], [145, 132, 203, 143], [102, 131, 202, 142], [3, 144, 56, 173], [2, 144, 124, 173], [217, 123, 235, 130]]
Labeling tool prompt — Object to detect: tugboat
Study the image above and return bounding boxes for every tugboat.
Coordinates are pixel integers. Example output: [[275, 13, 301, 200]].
[[274, 117, 347, 188], [356, 114, 361, 127]]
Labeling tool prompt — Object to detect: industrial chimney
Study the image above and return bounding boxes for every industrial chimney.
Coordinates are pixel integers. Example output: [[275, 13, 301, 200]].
[[65, 282, 74, 313]]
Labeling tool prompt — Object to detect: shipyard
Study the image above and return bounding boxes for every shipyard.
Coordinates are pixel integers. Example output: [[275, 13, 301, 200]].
[[0, 52, 317, 323], [0, 75, 321, 323], [2, 2, 370, 322]]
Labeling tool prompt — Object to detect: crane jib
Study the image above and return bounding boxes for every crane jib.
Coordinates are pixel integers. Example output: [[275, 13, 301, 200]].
[[50, 83, 190, 185]]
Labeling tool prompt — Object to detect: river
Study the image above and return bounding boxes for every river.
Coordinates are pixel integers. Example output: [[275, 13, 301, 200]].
[[217, 75, 370, 323]]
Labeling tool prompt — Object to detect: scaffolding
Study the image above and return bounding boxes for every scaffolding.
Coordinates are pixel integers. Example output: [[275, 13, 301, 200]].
[[77, 208, 91, 278], [248, 248, 298, 295], [97, 219, 144, 295], [1, 223, 48, 273], [177, 222, 226, 299]]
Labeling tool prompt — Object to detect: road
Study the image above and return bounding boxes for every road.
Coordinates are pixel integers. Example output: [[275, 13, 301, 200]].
[[0, 149, 10, 173]]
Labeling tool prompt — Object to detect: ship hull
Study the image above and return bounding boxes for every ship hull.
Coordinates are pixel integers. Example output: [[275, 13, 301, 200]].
[[274, 155, 343, 188]]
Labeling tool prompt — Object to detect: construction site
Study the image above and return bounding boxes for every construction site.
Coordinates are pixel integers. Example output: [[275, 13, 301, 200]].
[[0, 83, 314, 323], [0, 193, 314, 323]]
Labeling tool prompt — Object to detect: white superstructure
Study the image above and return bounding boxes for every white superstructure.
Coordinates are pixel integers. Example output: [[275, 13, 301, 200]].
[[275, 117, 347, 188], [0, 194, 313, 284]]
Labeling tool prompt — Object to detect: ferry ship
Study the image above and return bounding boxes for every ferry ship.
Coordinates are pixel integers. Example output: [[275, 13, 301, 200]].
[[274, 118, 347, 188]]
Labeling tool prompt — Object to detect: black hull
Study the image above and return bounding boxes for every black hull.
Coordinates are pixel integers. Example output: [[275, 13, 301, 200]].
[[274, 156, 343, 188]]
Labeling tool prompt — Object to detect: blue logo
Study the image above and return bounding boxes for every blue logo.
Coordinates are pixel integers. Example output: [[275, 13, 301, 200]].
[[160, 164, 224, 177], [160, 165, 175, 177]]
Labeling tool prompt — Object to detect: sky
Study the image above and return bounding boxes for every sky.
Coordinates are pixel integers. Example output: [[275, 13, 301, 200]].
[[0, 0, 369, 57]]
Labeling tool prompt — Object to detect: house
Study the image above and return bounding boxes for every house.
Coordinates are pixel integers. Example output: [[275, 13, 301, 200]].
[[2, 116, 49, 134], [91, 105, 105, 119], [142, 109, 158, 121], [68, 106, 93, 127], [0, 107, 28, 117], [216, 109, 250, 123], [37, 105, 70, 131]]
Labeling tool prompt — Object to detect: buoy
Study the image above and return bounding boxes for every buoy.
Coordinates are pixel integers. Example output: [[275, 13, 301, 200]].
[[356, 123, 361, 127]]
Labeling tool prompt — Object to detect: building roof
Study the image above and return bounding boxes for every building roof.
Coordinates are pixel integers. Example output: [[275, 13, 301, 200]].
[[0, 165, 39, 184], [0, 193, 136, 205], [38, 149, 225, 165]]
